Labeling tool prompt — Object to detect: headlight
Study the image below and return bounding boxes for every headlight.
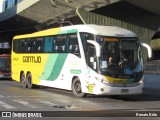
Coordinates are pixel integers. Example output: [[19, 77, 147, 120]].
[[94, 76, 109, 85], [138, 76, 144, 84], [139, 79, 143, 84], [102, 80, 109, 84]]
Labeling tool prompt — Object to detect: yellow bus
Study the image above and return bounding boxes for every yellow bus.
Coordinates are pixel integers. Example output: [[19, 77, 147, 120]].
[[12, 24, 152, 97]]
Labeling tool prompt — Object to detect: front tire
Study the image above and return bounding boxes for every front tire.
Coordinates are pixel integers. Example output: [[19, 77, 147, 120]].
[[72, 77, 86, 98]]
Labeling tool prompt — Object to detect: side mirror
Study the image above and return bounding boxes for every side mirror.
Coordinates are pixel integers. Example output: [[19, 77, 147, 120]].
[[140, 42, 153, 60], [87, 40, 100, 57]]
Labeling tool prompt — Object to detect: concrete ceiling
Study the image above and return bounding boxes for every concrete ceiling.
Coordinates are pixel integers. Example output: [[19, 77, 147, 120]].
[[0, 0, 115, 34], [14, 0, 160, 31], [1, 0, 160, 35], [18, 0, 114, 25], [124, 0, 160, 15], [92, 0, 160, 31]]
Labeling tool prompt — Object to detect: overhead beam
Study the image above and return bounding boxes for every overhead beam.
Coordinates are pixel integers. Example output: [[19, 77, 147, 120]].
[[76, 8, 155, 44]]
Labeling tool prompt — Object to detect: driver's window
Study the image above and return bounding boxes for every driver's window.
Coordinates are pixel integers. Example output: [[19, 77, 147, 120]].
[[87, 44, 97, 71], [80, 32, 94, 53]]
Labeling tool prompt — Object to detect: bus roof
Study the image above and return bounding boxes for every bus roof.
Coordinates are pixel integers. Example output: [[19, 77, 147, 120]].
[[13, 24, 137, 39]]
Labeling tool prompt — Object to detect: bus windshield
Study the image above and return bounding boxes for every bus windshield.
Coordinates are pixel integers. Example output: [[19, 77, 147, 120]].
[[96, 36, 143, 80]]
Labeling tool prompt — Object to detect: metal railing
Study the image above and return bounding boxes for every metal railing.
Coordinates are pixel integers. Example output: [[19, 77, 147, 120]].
[[145, 60, 160, 75]]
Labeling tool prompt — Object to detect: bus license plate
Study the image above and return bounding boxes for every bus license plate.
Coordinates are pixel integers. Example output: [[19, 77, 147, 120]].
[[121, 89, 129, 93]]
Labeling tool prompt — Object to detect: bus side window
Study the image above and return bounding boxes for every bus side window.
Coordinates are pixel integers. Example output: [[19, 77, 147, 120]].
[[19, 39, 27, 53], [80, 32, 94, 53], [80, 33, 87, 52], [80, 33, 94, 59], [68, 34, 80, 57], [34, 37, 43, 53], [26, 38, 34, 53], [13, 40, 19, 53], [44, 37, 54, 53], [54, 35, 66, 53]]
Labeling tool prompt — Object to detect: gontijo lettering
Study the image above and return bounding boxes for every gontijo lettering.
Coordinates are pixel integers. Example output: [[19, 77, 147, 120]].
[[23, 56, 41, 63]]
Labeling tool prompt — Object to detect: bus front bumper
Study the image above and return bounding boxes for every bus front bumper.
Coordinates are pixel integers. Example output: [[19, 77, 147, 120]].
[[88, 82, 144, 95]]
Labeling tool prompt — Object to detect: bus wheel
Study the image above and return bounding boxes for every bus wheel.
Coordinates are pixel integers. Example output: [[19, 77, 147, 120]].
[[20, 72, 27, 88], [72, 77, 86, 98], [26, 73, 33, 89]]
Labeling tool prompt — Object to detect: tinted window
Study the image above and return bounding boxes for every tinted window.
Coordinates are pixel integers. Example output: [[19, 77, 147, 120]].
[[19, 39, 26, 53], [26, 38, 35, 53], [34, 37, 43, 53], [68, 34, 79, 53], [80, 32, 94, 53], [13, 40, 19, 53], [44, 37, 54, 53], [54, 35, 66, 53]]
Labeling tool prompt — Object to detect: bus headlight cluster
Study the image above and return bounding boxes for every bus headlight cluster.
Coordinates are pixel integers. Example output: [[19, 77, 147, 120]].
[[94, 76, 109, 85], [101, 80, 109, 84], [138, 76, 144, 84], [139, 79, 143, 84]]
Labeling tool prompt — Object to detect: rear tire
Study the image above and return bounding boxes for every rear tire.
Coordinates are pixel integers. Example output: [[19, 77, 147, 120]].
[[20, 72, 27, 88], [72, 77, 86, 98], [26, 73, 33, 89]]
